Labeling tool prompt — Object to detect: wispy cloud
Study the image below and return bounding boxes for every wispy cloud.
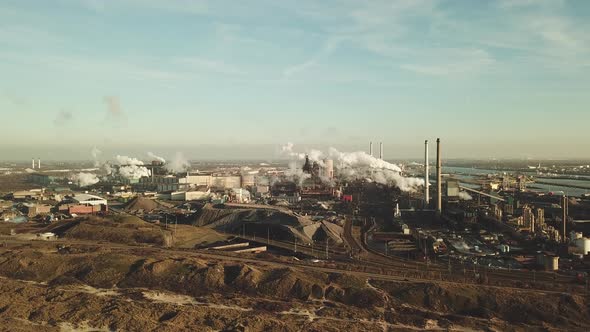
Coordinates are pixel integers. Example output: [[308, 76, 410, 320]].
[[2, 91, 27, 106], [400, 49, 495, 76], [283, 59, 316, 78], [173, 57, 245, 76], [74, 0, 209, 15], [282, 37, 342, 78], [54, 110, 73, 126], [497, 0, 564, 9], [291, 0, 588, 76]]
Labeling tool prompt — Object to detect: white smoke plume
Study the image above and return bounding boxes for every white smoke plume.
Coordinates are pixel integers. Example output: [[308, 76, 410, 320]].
[[147, 152, 166, 163], [119, 165, 151, 179], [103, 163, 113, 175], [91, 147, 102, 167], [327, 148, 401, 172], [281, 142, 306, 159], [71, 172, 100, 187], [280, 143, 424, 192], [114, 155, 151, 179], [115, 155, 144, 166], [459, 191, 473, 200], [165, 152, 190, 173]]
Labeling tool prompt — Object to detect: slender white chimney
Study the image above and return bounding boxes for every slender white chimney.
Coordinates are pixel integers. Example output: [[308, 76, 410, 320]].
[[37, 158, 41, 169], [32, 158, 35, 169], [436, 138, 442, 214], [379, 142, 383, 160], [425, 140, 429, 206], [369, 142, 373, 157]]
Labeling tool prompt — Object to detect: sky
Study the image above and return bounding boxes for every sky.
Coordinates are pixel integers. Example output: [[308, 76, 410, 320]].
[[1, 0, 590, 161]]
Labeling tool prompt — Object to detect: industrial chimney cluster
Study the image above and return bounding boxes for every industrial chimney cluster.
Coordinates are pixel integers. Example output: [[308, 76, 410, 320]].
[[370, 139, 442, 214], [31, 158, 41, 169], [368, 141, 384, 160]]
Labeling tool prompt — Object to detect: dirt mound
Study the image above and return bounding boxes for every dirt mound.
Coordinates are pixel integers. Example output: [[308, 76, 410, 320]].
[[195, 205, 327, 244], [124, 196, 161, 212], [46, 215, 170, 246], [224, 264, 263, 293], [120, 259, 330, 302], [1, 242, 590, 331], [376, 281, 590, 330]]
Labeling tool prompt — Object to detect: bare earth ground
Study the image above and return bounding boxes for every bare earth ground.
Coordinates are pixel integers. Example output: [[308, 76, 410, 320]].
[[0, 219, 589, 331]]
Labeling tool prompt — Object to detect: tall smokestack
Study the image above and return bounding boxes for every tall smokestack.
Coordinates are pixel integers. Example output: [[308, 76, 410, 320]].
[[425, 140, 429, 206], [562, 195, 568, 243], [436, 138, 442, 214], [32, 158, 35, 169], [379, 142, 383, 160], [37, 158, 41, 169], [369, 142, 373, 157]]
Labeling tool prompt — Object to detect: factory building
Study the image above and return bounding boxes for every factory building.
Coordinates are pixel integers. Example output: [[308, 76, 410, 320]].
[[69, 193, 108, 206], [22, 203, 52, 217], [170, 188, 211, 201], [183, 173, 242, 189], [184, 174, 213, 187], [11, 189, 45, 201], [57, 193, 108, 215], [138, 175, 190, 192], [241, 173, 257, 187], [210, 175, 242, 189]]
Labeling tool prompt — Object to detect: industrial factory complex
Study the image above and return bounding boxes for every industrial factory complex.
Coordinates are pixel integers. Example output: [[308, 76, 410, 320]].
[[2, 140, 590, 330], [3, 141, 590, 275]]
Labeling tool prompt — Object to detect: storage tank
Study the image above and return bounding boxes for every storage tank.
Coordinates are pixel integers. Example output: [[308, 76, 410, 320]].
[[324, 159, 334, 179], [570, 231, 583, 241], [544, 256, 559, 271], [575, 238, 590, 255]]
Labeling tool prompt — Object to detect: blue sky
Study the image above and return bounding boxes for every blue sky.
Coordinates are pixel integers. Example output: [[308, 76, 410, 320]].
[[1, 0, 590, 160]]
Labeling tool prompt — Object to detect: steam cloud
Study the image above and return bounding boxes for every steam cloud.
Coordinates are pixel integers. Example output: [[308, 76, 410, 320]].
[[115, 155, 151, 179], [165, 152, 190, 173], [280, 143, 424, 192], [91, 147, 102, 167], [118, 165, 151, 179], [71, 172, 100, 187], [147, 152, 166, 163], [459, 191, 473, 200], [115, 155, 144, 166]]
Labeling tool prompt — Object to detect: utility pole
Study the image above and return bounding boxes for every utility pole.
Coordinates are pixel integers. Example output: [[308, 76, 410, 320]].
[[326, 240, 329, 260], [267, 227, 270, 244], [448, 256, 451, 274]]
